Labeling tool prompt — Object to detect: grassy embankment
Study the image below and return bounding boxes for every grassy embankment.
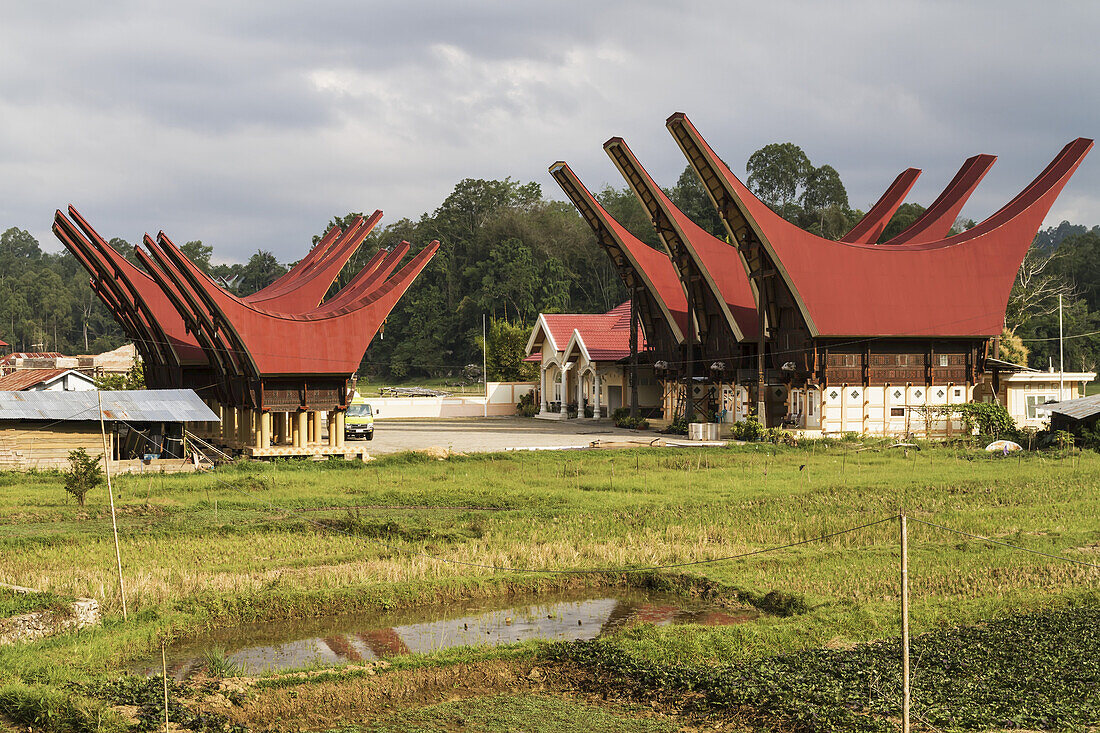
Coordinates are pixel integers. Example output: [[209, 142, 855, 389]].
[[0, 443, 1098, 730], [353, 376, 484, 397]]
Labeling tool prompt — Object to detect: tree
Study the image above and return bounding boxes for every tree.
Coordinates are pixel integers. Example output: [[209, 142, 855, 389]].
[[667, 165, 724, 238], [997, 328, 1030, 365], [1017, 297, 1100, 372], [746, 142, 812, 211], [877, 203, 926, 242], [180, 241, 213, 274], [95, 357, 146, 390], [1005, 242, 1077, 333], [234, 250, 288, 296], [802, 164, 848, 212], [596, 185, 660, 248], [800, 164, 852, 240], [479, 238, 538, 321], [313, 212, 365, 245], [64, 448, 104, 507], [477, 318, 537, 382]]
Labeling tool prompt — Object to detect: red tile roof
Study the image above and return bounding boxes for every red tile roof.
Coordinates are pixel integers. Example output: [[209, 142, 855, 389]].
[[0, 368, 72, 391], [535, 302, 646, 363]]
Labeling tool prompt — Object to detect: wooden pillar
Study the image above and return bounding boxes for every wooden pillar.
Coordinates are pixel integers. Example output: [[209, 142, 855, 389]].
[[335, 410, 346, 447], [259, 411, 271, 449], [293, 410, 305, 448], [312, 411, 323, 445], [234, 408, 245, 445], [328, 412, 338, 447], [281, 412, 292, 445], [840, 385, 846, 433]]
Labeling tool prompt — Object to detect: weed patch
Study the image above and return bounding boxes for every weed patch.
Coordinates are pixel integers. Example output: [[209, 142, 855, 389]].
[[548, 604, 1100, 731]]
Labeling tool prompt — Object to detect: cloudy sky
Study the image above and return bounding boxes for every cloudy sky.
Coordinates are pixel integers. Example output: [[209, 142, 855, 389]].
[[1, 1, 1096, 263]]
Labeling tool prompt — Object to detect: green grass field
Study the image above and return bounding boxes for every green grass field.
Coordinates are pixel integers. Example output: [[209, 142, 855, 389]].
[[0, 442, 1097, 731]]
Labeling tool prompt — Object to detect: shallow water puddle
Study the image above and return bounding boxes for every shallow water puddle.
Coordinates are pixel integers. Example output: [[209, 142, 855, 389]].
[[138, 589, 759, 679]]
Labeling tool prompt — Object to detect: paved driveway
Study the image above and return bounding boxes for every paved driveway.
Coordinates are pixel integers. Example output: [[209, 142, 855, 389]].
[[353, 417, 656, 455]]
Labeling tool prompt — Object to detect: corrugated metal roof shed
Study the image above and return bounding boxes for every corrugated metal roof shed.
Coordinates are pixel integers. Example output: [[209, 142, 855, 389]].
[[1042, 393, 1100, 421], [0, 389, 219, 422], [0, 368, 72, 391]]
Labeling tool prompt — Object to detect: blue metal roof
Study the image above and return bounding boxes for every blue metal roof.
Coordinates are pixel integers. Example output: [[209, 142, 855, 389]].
[[0, 389, 219, 422]]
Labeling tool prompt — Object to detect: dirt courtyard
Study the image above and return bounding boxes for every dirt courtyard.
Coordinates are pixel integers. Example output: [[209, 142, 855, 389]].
[[353, 417, 659, 455]]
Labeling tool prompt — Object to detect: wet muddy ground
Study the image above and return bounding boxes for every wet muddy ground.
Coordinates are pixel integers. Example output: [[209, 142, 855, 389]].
[[137, 589, 760, 679]]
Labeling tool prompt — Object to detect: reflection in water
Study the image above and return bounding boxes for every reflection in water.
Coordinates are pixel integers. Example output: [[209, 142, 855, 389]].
[[137, 590, 759, 679]]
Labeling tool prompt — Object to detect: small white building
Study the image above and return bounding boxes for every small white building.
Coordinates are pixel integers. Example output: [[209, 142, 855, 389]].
[[525, 303, 662, 419], [976, 361, 1095, 430], [0, 368, 98, 392]]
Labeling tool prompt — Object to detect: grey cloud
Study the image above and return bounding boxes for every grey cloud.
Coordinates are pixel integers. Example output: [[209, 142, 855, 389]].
[[1, 0, 1097, 262]]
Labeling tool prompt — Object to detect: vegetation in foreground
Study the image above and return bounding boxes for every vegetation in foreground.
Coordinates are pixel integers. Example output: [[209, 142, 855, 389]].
[[0, 588, 70, 621], [0, 442, 1097, 731]]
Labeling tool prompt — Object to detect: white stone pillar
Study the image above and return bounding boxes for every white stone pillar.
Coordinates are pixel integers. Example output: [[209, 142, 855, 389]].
[[539, 363, 548, 414], [592, 369, 601, 419], [559, 367, 568, 419], [576, 368, 584, 418]]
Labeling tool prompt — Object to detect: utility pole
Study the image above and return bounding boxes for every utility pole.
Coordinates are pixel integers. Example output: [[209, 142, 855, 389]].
[[630, 294, 639, 420], [482, 314, 488, 418], [1059, 294, 1065, 398]]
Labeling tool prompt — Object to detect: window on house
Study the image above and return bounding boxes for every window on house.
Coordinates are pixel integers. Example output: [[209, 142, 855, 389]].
[[939, 355, 949, 367], [1026, 394, 1056, 419], [890, 407, 905, 417]]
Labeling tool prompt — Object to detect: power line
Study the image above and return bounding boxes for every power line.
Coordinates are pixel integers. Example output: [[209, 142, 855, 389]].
[[909, 517, 1100, 571], [1019, 328, 1100, 342], [117, 415, 900, 575]]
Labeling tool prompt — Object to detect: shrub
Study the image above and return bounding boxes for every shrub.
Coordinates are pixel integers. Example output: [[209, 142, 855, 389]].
[[516, 391, 537, 417], [614, 416, 649, 430], [1052, 429, 1075, 451], [64, 448, 104, 507], [730, 416, 766, 442], [664, 416, 688, 435], [764, 427, 799, 446], [948, 402, 1020, 442]]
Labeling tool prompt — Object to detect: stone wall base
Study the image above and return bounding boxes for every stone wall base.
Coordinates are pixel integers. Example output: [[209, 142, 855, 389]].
[[0, 584, 100, 645]]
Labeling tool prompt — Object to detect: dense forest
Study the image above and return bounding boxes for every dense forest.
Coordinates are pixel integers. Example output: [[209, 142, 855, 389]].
[[1, 142, 1097, 379]]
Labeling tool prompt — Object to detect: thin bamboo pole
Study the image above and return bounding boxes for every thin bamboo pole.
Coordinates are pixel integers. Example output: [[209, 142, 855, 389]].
[[162, 642, 169, 732], [900, 513, 910, 733], [98, 390, 127, 621]]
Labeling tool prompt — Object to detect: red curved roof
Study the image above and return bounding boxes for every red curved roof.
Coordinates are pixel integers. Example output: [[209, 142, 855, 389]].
[[549, 162, 690, 342], [667, 113, 1092, 338], [147, 232, 439, 375], [883, 154, 996, 245], [840, 168, 920, 244], [603, 137, 758, 341]]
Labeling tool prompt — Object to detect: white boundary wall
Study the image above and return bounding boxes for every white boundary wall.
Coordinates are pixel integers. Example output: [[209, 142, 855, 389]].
[[369, 381, 536, 420], [819, 383, 970, 437]]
